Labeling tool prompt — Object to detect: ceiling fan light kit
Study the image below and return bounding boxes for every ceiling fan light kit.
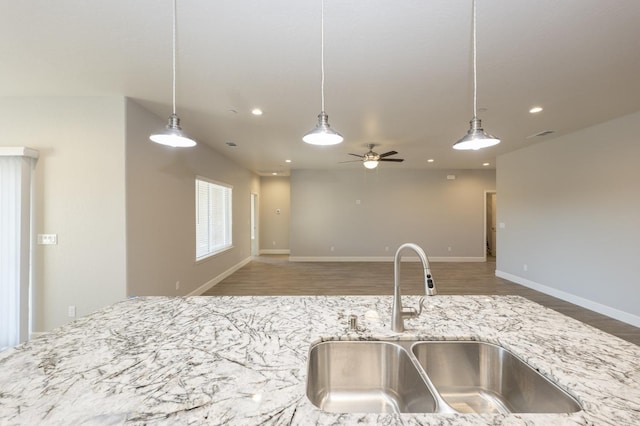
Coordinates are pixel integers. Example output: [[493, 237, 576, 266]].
[[303, 0, 343, 146], [149, 0, 197, 148], [363, 154, 379, 169], [453, 0, 500, 151], [343, 144, 404, 169]]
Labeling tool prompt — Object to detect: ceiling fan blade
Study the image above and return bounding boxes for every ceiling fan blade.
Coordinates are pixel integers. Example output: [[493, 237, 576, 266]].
[[338, 160, 362, 163], [380, 158, 404, 162], [348, 153, 364, 158], [379, 150, 398, 158]]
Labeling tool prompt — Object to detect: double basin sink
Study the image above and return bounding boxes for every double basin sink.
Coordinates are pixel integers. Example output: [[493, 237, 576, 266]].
[[306, 340, 581, 414]]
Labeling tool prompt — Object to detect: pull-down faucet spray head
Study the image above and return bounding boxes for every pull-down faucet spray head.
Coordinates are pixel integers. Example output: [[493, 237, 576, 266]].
[[425, 267, 437, 296]]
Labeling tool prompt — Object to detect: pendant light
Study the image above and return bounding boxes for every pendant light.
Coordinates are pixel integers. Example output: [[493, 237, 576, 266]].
[[453, 0, 500, 151], [303, 0, 343, 146], [150, 0, 197, 148]]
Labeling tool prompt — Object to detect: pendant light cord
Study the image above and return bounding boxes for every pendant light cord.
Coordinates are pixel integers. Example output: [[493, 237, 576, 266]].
[[320, 0, 326, 112], [172, 0, 177, 115], [472, 0, 477, 119]]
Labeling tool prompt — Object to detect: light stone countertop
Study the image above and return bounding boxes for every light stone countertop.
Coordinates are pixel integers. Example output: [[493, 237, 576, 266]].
[[1, 295, 639, 425]]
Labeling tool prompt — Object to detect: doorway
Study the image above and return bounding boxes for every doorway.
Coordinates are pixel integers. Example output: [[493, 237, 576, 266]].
[[485, 191, 497, 261], [250, 193, 259, 257]]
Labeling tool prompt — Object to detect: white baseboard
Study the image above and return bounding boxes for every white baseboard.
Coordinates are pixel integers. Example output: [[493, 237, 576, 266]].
[[289, 256, 485, 262], [289, 256, 392, 262], [496, 270, 640, 328], [259, 249, 290, 255], [189, 257, 252, 296], [431, 257, 485, 262]]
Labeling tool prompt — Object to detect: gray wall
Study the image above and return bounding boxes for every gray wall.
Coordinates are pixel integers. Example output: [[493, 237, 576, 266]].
[[259, 176, 291, 253], [290, 168, 496, 260], [0, 97, 127, 332], [0, 97, 261, 332], [125, 99, 260, 296], [497, 110, 640, 326]]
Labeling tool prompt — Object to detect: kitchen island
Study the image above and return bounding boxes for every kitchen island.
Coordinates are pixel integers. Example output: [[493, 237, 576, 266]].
[[1, 295, 639, 425]]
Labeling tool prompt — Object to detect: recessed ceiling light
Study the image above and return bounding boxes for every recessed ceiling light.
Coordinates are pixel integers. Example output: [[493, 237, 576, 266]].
[[427, 159, 435, 163], [529, 106, 543, 114], [482, 162, 490, 166], [285, 159, 292, 163], [251, 108, 263, 116]]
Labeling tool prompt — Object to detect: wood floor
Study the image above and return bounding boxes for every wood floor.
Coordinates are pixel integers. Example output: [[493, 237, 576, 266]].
[[204, 255, 640, 346]]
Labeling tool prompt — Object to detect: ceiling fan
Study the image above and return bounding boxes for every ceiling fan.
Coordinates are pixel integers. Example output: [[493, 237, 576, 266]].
[[341, 144, 405, 169]]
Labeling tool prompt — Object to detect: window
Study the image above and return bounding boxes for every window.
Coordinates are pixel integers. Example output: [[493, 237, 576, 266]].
[[195, 177, 232, 260]]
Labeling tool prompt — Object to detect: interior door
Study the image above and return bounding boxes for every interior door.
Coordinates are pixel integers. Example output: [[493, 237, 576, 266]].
[[489, 193, 497, 257], [250, 193, 258, 256], [485, 191, 497, 258]]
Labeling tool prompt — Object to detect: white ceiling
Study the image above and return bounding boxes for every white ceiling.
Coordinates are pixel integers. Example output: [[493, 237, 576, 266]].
[[2, 0, 640, 175]]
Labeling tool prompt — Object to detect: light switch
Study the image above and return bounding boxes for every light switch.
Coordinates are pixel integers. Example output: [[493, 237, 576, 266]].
[[37, 234, 58, 245]]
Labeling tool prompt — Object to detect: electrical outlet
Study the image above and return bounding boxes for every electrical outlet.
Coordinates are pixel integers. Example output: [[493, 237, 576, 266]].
[[330, 246, 335, 252], [523, 264, 528, 272], [448, 246, 452, 252], [68, 306, 76, 318], [37, 234, 58, 245], [385, 246, 389, 252], [176, 281, 180, 290]]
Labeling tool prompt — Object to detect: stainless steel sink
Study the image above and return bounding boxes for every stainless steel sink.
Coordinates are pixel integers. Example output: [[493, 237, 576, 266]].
[[306, 341, 437, 413], [412, 341, 582, 414], [306, 340, 582, 414]]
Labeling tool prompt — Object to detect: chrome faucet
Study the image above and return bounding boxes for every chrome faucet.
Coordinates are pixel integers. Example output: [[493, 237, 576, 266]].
[[391, 243, 437, 332]]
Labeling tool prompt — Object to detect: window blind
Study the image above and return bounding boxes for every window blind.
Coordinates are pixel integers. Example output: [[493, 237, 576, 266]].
[[0, 148, 38, 350]]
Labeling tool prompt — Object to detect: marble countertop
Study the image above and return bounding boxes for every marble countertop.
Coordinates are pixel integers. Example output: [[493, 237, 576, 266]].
[[1, 295, 639, 425]]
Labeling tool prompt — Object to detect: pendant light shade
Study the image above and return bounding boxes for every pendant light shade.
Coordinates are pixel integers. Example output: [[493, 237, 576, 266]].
[[150, 0, 197, 148], [150, 114, 197, 148], [303, 0, 343, 146], [453, 117, 500, 150], [302, 112, 343, 146], [453, 0, 499, 151]]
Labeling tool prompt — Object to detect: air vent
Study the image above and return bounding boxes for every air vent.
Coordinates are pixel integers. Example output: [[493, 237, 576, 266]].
[[226, 142, 237, 147], [527, 130, 555, 139]]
